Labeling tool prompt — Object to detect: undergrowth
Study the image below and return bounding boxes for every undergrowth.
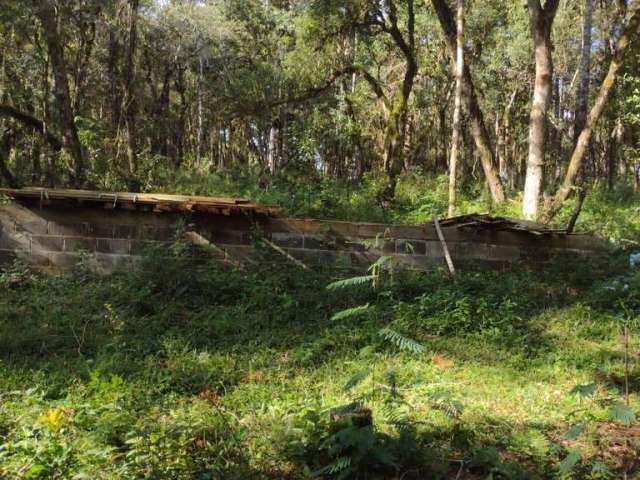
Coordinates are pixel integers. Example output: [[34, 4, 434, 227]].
[[0, 242, 639, 478]]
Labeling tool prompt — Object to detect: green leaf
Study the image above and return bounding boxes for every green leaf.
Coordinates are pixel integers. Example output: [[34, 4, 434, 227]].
[[331, 304, 373, 321], [569, 383, 597, 398], [326, 275, 376, 291], [564, 423, 586, 440], [378, 328, 425, 354], [25, 464, 47, 479], [430, 391, 464, 419], [367, 255, 393, 272], [312, 456, 351, 476], [608, 401, 636, 425], [343, 368, 371, 392], [558, 449, 581, 475]]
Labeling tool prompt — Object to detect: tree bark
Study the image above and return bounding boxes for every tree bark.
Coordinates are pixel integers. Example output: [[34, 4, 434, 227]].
[[380, 0, 418, 200], [430, 0, 505, 204], [122, 0, 139, 191], [448, 0, 464, 217], [573, 0, 593, 144], [543, 4, 640, 222], [522, 0, 560, 220], [33, 0, 85, 186]]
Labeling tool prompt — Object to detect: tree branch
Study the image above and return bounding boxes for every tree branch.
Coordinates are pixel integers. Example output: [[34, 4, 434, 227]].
[[0, 104, 63, 151]]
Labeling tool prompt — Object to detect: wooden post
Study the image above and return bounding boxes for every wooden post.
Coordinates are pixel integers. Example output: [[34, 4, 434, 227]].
[[433, 215, 456, 276]]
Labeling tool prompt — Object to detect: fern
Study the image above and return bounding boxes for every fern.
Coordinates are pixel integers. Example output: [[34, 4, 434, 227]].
[[368, 256, 393, 273], [378, 328, 426, 354], [313, 456, 351, 476], [558, 449, 581, 476], [608, 401, 636, 425], [326, 275, 376, 291], [343, 368, 372, 392], [331, 304, 374, 321], [429, 391, 463, 419]]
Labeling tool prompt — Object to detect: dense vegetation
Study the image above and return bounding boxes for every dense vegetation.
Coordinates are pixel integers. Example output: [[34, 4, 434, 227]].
[[3, 0, 640, 478], [0, 240, 639, 479], [1, 0, 640, 221]]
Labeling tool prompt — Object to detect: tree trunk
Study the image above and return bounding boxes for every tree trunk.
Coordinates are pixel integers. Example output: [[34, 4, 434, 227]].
[[122, 0, 139, 191], [543, 4, 640, 221], [380, 0, 417, 200], [448, 0, 464, 217], [573, 0, 593, 145], [522, 0, 560, 220], [430, 0, 505, 204], [34, 0, 85, 186]]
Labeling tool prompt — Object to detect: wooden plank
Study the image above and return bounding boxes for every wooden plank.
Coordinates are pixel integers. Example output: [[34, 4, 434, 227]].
[[433, 215, 456, 276]]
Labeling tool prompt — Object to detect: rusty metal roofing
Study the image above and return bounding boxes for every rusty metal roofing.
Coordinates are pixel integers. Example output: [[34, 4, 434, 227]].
[[0, 187, 280, 216], [438, 213, 568, 235]]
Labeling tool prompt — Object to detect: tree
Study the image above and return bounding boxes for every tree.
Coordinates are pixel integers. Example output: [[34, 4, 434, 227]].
[[33, 0, 85, 186], [522, 0, 560, 220], [573, 0, 593, 145], [544, 3, 640, 221], [430, 0, 505, 205], [448, 0, 464, 217]]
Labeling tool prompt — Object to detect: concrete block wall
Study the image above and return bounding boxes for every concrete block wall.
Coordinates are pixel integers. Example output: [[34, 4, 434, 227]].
[[0, 201, 605, 273]]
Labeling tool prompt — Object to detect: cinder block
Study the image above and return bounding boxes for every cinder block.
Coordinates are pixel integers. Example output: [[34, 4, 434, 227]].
[[63, 237, 97, 252], [210, 230, 251, 245], [271, 232, 303, 248], [93, 253, 132, 274], [139, 225, 175, 241], [48, 252, 82, 269], [16, 219, 48, 235], [113, 224, 138, 239], [31, 235, 64, 252], [83, 223, 115, 238], [396, 239, 427, 255], [96, 238, 131, 254], [47, 222, 83, 236], [0, 249, 16, 267]]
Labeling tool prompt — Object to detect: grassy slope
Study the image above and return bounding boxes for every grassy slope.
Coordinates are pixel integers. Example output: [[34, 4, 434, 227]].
[[1, 244, 639, 479]]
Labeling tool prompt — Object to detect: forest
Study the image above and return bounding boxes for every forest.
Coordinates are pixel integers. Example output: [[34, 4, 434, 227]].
[[1, 0, 640, 479]]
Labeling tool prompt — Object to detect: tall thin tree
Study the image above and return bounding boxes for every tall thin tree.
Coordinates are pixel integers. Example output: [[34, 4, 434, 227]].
[[448, 0, 464, 217], [522, 0, 560, 220]]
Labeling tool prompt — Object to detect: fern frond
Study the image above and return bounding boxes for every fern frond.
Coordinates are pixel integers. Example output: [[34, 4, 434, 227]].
[[327, 275, 376, 291], [367, 255, 393, 273], [378, 328, 426, 354], [429, 391, 464, 419], [313, 456, 351, 476], [326, 401, 362, 418], [331, 304, 374, 321], [343, 368, 372, 392]]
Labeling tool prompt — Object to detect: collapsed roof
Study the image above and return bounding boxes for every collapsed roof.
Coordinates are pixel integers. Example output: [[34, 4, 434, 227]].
[[0, 187, 280, 216]]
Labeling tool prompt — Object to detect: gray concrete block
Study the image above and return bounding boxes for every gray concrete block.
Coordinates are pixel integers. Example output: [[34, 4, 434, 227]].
[[16, 219, 48, 235], [396, 239, 427, 255], [83, 223, 116, 238], [271, 232, 303, 248], [93, 253, 132, 274], [48, 222, 83, 236], [64, 237, 97, 252], [113, 224, 138, 239], [96, 238, 131, 254], [48, 252, 82, 269], [31, 235, 64, 252]]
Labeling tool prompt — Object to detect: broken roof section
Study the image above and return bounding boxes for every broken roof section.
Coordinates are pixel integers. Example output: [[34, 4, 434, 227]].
[[437, 213, 569, 235], [0, 187, 280, 216]]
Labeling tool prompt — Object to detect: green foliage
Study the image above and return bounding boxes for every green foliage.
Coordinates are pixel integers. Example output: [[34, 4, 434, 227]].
[[377, 328, 426, 354], [1, 245, 640, 478]]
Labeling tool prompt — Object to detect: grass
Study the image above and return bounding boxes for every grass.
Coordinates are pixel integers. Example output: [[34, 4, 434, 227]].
[[1, 241, 639, 479]]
